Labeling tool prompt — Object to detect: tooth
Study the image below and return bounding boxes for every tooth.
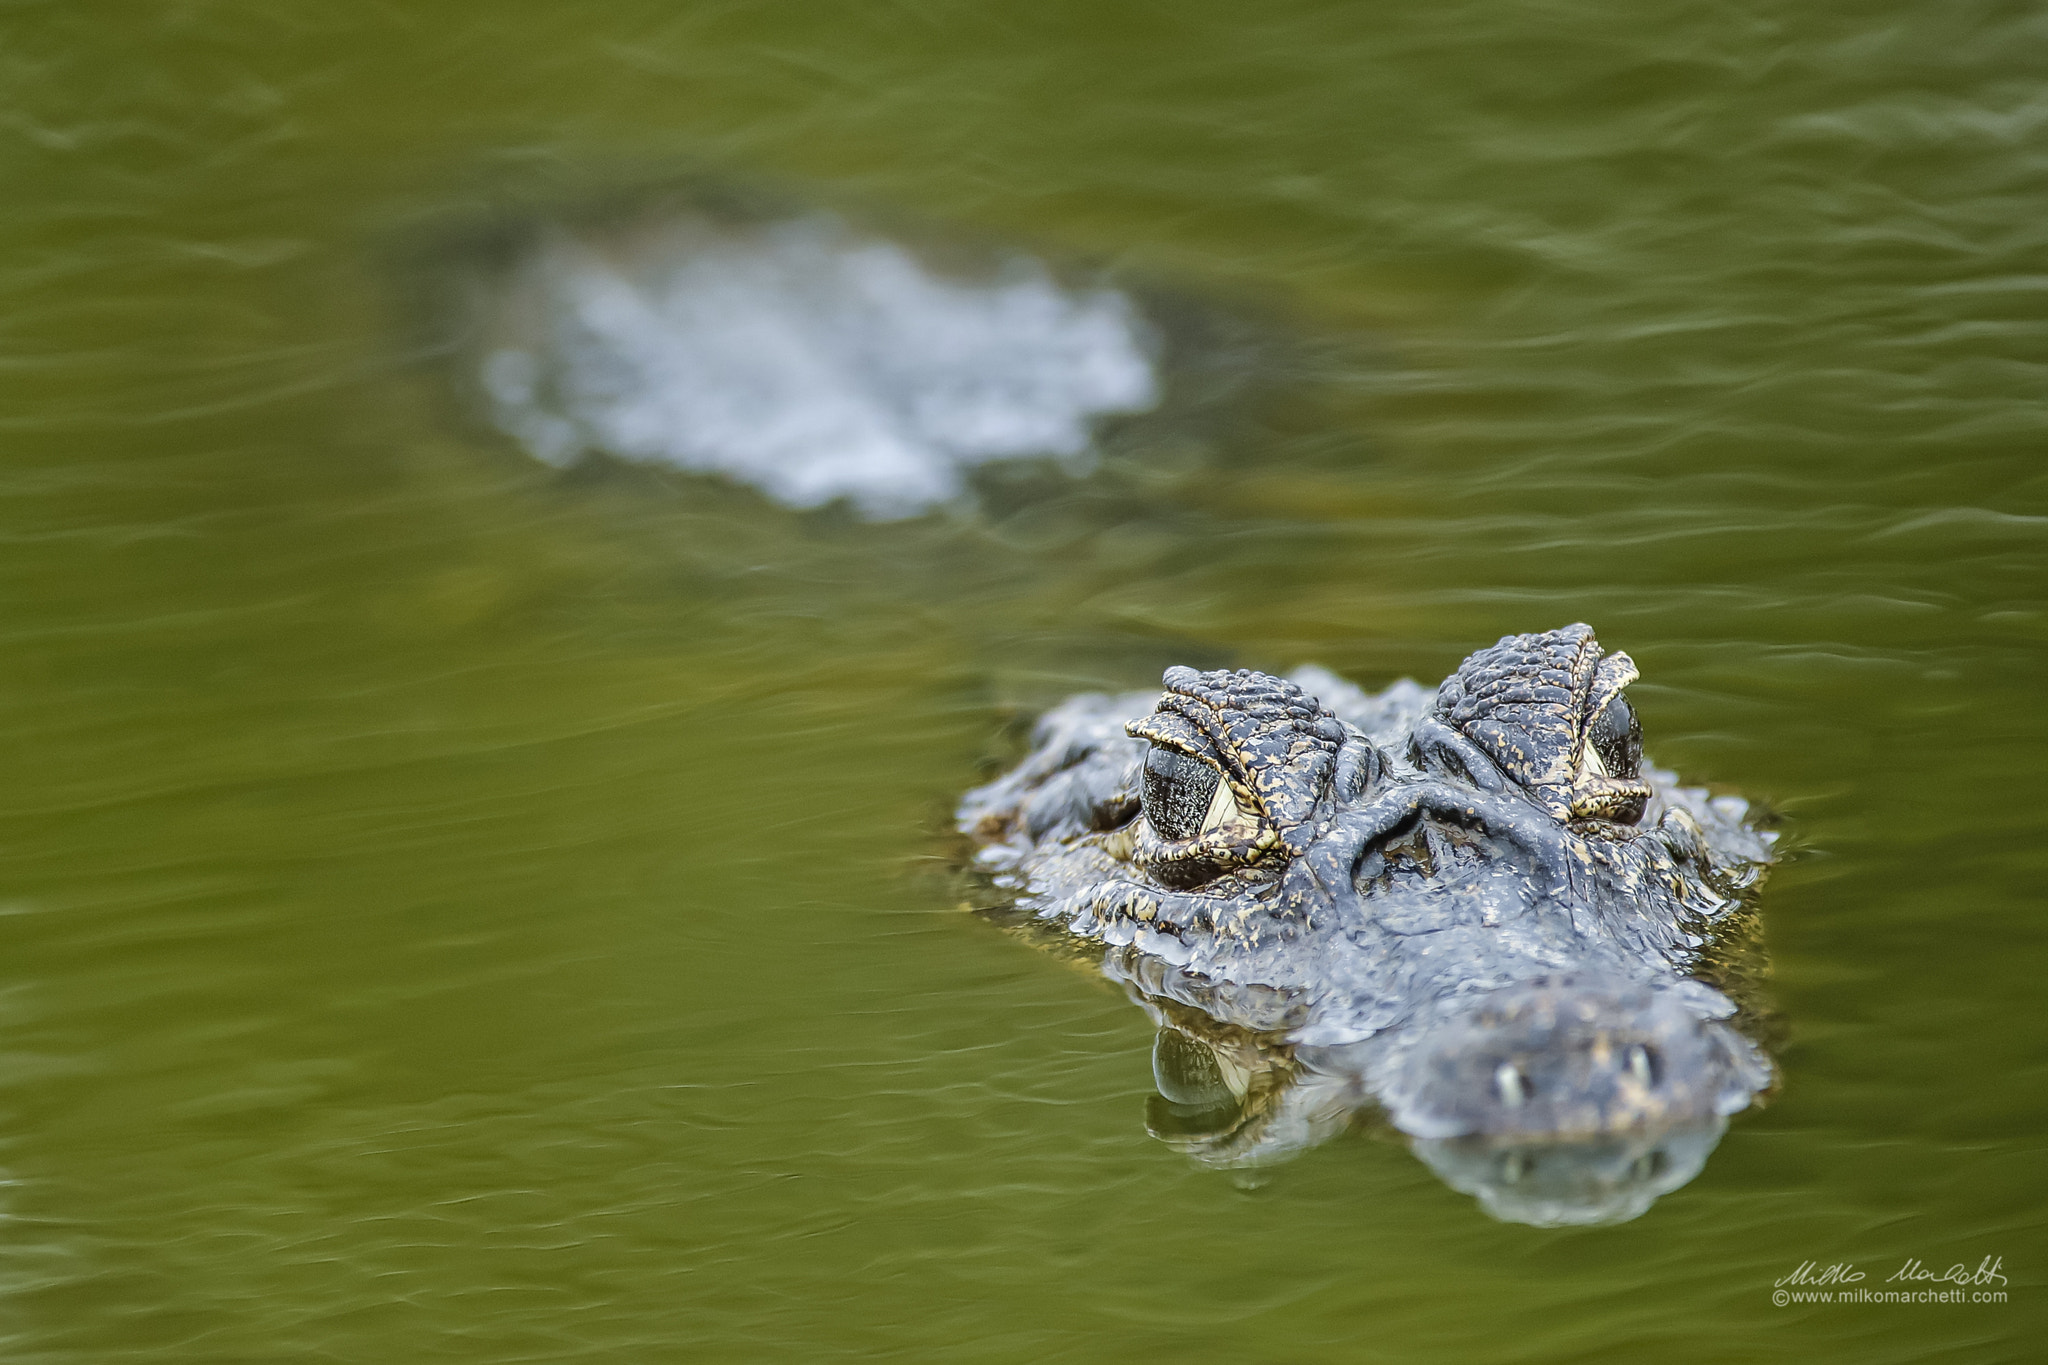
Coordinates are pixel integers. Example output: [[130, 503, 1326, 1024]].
[[1199, 777, 1242, 836]]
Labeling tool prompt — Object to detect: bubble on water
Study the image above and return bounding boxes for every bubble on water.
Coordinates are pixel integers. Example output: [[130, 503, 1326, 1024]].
[[476, 214, 1159, 518]]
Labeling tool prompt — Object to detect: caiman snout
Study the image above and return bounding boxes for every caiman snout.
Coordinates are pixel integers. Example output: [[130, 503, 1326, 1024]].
[[1375, 976, 1768, 1142]]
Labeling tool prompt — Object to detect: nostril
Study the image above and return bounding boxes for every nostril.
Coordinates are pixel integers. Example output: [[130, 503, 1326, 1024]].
[[1627, 1044, 1659, 1088], [1494, 1062, 1529, 1108]]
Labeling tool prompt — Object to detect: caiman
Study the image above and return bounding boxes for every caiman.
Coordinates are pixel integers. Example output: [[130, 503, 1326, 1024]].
[[957, 624, 1776, 1225]]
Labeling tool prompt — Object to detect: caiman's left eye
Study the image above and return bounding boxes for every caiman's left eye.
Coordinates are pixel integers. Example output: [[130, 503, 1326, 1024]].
[[1588, 693, 1642, 780], [1141, 745, 1221, 841]]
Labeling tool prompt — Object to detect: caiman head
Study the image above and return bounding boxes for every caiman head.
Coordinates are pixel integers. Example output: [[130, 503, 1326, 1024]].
[[961, 623, 1774, 1222], [1103, 627, 1767, 1149]]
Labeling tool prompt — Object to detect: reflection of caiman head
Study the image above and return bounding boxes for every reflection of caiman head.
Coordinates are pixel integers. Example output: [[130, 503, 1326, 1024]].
[[959, 624, 1779, 1225]]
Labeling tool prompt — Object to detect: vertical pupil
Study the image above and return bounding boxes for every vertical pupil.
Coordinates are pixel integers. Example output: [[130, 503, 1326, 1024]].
[[1141, 746, 1221, 840]]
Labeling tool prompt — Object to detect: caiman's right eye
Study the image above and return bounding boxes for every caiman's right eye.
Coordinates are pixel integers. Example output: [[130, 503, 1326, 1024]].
[[1141, 745, 1222, 841], [1588, 693, 1642, 780]]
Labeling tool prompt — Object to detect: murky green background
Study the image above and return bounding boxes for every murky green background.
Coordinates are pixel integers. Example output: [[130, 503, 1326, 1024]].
[[3, 1, 2043, 1360]]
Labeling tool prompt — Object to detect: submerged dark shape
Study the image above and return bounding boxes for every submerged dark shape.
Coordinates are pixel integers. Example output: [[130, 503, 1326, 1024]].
[[958, 624, 1776, 1226]]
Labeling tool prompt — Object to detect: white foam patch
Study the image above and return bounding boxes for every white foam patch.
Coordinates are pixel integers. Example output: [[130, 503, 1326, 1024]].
[[477, 215, 1159, 517]]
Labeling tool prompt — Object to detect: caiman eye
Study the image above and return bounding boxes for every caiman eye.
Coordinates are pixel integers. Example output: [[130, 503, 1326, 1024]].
[[1589, 693, 1642, 780], [1141, 745, 1222, 841]]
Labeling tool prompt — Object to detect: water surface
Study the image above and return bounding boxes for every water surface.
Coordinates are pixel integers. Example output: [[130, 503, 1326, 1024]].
[[1, 1, 2043, 1360]]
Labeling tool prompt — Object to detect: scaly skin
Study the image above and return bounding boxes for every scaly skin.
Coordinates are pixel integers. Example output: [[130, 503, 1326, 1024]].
[[959, 624, 1777, 1225]]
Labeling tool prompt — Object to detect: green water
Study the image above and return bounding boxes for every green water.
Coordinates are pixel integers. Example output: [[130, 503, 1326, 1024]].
[[3, 1, 2044, 1359]]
